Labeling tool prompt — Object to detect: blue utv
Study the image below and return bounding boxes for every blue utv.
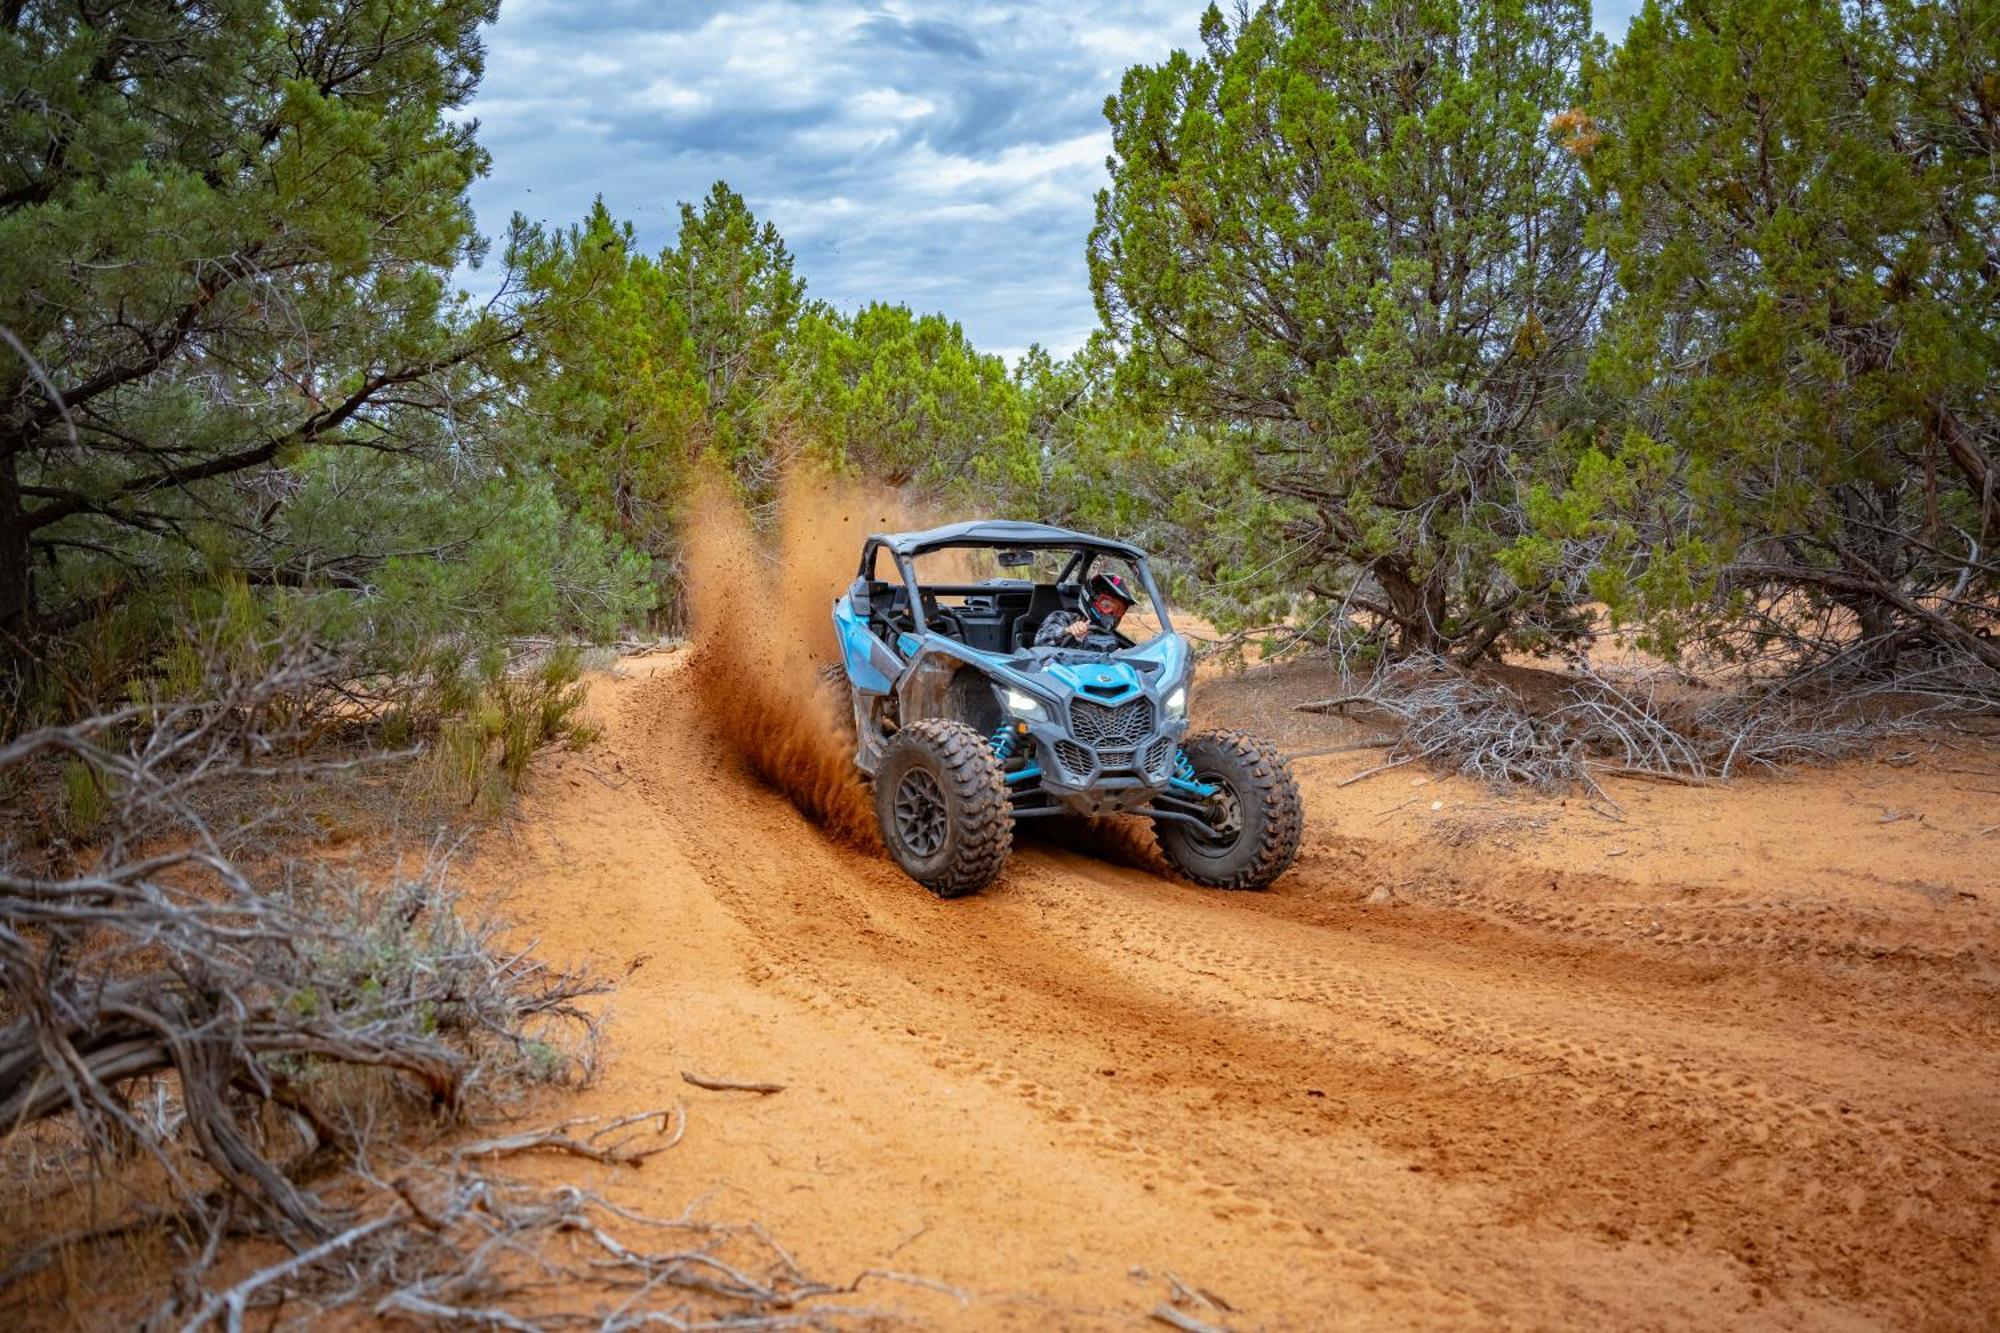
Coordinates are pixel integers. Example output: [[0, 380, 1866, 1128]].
[[829, 520, 1302, 898]]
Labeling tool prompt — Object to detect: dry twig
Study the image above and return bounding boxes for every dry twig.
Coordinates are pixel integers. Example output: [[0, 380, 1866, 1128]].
[[681, 1070, 787, 1095]]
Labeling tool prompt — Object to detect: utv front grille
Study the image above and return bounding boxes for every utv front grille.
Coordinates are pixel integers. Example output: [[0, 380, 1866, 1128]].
[[1069, 697, 1152, 747], [1053, 740, 1093, 782], [1143, 734, 1175, 777], [1097, 748, 1135, 770]]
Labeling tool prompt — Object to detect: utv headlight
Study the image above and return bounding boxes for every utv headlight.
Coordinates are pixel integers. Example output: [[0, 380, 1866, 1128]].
[[1004, 688, 1045, 720], [1164, 686, 1188, 718]]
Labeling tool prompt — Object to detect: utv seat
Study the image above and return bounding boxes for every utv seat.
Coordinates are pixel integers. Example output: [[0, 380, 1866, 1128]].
[[869, 585, 911, 641], [1011, 582, 1083, 650]]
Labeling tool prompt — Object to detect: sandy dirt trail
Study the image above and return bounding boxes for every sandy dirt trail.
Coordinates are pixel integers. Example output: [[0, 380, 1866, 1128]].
[[472, 646, 2000, 1331]]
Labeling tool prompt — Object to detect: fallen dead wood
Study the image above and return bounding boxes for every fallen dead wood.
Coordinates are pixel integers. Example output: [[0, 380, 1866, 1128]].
[[1164, 1269, 1237, 1312], [1285, 737, 1397, 759], [1293, 648, 1996, 796], [1293, 694, 1379, 716], [177, 1213, 405, 1333], [164, 1152, 917, 1330], [1152, 1303, 1233, 1333], [682, 1070, 787, 1094], [1335, 753, 1420, 788], [0, 637, 609, 1314], [1597, 765, 1714, 787], [453, 1105, 684, 1167]]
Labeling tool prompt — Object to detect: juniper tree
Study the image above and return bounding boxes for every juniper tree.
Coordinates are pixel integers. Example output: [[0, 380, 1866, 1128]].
[[0, 1, 630, 668], [1090, 0, 1604, 659], [665, 182, 806, 482], [792, 301, 1023, 492], [1575, 0, 1999, 674]]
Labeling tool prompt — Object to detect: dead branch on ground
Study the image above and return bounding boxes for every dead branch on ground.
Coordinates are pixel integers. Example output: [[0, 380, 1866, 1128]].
[[164, 1149, 913, 1330], [0, 636, 603, 1303], [1298, 641, 1996, 794], [681, 1070, 787, 1095]]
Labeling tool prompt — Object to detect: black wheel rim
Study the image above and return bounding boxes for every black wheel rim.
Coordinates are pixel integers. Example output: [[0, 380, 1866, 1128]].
[[1190, 770, 1243, 851], [893, 767, 948, 858]]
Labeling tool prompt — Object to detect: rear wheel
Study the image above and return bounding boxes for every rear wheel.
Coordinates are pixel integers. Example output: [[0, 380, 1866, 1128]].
[[873, 718, 1013, 897], [1154, 730, 1302, 890], [816, 661, 856, 740]]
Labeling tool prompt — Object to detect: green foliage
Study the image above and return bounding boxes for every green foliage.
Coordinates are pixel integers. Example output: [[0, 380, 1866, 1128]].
[[666, 183, 807, 473], [8, 0, 1987, 729], [793, 302, 1025, 490], [510, 200, 702, 565], [59, 759, 104, 837], [1578, 0, 1999, 666], [283, 450, 652, 659], [511, 184, 815, 617], [1091, 0, 1605, 659], [0, 2, 652, 725]]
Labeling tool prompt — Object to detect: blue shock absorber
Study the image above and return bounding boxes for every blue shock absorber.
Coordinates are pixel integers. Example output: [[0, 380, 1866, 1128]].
[[994, 724, 1041, 786], [1170, 748, 1217, 797]]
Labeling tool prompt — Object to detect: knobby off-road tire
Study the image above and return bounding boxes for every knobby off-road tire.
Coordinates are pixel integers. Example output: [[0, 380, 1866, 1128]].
[[816, 661, 857, 741], [1155, 729, 1303, 890], [874, 718, 1014, 898]]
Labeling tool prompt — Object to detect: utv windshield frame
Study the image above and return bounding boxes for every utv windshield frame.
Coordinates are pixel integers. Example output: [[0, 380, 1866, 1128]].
[[855, 520, 1175, 647]]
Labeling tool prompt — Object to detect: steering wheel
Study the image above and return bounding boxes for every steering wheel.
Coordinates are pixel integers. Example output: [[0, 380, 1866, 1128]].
[[926, 607, 966, 641]]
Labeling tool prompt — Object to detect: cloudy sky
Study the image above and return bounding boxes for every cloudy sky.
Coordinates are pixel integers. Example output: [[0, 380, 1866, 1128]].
[[464, 1, 1644, 365]]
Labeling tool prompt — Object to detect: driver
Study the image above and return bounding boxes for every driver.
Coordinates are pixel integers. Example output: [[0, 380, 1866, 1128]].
[[1034, 572, 1135, 652]]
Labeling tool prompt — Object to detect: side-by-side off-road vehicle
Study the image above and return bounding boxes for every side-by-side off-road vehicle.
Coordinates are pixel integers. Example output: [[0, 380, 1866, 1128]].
[[828, 520, 1302, 897]]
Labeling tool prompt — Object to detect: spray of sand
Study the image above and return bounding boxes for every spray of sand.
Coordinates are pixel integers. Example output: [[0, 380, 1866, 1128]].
[[683, 471, 913, 847]]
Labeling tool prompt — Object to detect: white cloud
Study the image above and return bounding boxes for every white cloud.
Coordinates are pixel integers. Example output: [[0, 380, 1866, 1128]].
[[633, 81, 709, 113], [457, 0, 1206, 358], [461, 1, 1637, 359]]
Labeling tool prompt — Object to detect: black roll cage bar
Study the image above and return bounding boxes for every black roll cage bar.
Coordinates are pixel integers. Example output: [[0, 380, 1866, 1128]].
[[856, 538, 1175, 640]]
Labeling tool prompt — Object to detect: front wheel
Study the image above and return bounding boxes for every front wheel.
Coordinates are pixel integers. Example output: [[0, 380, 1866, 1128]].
[[1154, 730, 1302, 890], [873, 719, 1014, 897]]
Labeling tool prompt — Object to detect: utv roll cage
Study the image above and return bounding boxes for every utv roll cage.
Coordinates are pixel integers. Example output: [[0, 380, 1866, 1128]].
[[851, 519, 1175, 654]]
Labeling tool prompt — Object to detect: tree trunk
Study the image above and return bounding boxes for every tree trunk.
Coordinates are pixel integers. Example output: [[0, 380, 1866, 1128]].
[[1377, 563, 1443, 656], [1930, 401, 1993, 535], [1842, 592, 1901, 675], [0, 446, 29, 648]]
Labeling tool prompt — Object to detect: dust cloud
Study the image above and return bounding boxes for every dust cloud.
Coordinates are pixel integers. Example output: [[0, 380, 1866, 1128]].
[[683, 471, 912, 847]]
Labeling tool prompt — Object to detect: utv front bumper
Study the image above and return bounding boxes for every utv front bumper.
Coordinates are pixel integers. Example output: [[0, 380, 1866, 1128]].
[[1016, 694, 1188, 816]]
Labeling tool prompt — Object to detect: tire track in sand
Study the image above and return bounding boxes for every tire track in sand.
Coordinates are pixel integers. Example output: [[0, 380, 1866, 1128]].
[[599, 662, 2000, 1329]]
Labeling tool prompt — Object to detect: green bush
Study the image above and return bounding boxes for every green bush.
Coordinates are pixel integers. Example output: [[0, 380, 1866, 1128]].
[[422, 645, 597, 811]]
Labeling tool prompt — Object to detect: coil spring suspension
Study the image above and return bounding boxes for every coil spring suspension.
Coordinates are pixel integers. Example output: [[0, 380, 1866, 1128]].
[[1172, 748, 1217, 797], [991, 725, 1016, 762]]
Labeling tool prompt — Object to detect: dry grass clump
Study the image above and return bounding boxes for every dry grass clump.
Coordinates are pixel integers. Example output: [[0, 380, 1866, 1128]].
[[419, 644, 600, 811]]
